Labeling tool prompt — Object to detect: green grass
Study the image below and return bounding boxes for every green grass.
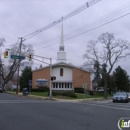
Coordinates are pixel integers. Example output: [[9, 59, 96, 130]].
[[76, 93, 112, 99], [29, 92, 112, 99], [29, 92, 48, 97]]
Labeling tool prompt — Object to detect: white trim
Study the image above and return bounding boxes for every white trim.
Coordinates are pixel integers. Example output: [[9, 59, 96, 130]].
[[52, 80, 73, 83]]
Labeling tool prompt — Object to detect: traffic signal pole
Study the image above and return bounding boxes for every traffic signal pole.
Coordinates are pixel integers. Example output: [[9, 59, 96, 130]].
[[31, 56, 53, 99]]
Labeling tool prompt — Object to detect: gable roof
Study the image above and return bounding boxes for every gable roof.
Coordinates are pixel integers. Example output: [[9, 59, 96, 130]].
[[33, 61, 90, 73]]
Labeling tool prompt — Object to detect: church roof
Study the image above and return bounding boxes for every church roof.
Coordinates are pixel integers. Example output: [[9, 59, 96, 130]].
[[33, 61, 90, 73]]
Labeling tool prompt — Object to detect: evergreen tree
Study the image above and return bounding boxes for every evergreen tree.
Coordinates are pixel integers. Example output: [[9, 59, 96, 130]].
[[20, 66, 32, 91], [107, 75, 116, 93], [93, 61, 101, 87], [113, 66, 130, 92], [99, 75, 116, 93]]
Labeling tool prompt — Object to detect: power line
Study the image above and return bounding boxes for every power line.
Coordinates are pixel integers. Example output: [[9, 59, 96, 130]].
[[33, 2, 130, 50], [25, 1, 130, 49], [22, 0, 101, 40]]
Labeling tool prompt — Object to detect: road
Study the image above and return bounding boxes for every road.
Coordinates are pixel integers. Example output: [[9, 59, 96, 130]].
[[0, 93, 130, 130]]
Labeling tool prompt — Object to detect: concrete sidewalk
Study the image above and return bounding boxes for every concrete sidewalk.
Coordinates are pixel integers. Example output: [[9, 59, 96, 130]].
[[6, 91, 112, 102]]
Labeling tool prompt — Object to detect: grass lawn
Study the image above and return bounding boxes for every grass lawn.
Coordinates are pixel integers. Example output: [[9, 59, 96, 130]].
[[29, 92, 112, 99], [30, 92, 48, 97], [76, 93, 112, 99]]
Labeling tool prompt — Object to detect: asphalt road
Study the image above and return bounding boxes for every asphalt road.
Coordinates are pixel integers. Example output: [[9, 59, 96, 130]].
[[0, 93, 130, 130]]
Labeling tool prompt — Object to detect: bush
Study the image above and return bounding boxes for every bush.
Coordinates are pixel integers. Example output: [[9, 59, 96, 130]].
[[31, 87, 49, 92], [62, 91, 77, 98], [74, 88, 84, 93], [13, 88, 16, 91], [48, 91, 77, 98], [87, 90, 95, 95]]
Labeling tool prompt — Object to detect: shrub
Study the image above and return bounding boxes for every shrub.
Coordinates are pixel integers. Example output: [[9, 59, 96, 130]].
[[62, 91, 77, 98], [13, 88, 16, 91], [31, 87, 49, 92], [87, 90, 95, 95], [48, 91, 77, 98], [74, 88, 84, 93]]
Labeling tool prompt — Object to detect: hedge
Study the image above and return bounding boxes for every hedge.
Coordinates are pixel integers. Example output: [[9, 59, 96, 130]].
[[87, 90, 95, 95], [74, 88, 84, 93], [31, 87, 49, 92]]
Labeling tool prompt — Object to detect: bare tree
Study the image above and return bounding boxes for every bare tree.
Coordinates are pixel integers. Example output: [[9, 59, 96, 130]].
[[0, 38, 5, 88], [83, 32, 130, 98], [0, 39, 34, 88], [0, 38, 5, 47]]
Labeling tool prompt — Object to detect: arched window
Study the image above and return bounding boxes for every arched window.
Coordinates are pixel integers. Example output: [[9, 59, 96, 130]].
[[60, 68, 63, 76]]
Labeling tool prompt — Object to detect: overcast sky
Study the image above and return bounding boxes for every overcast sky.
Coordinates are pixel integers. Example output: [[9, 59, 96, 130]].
[[1, 0, 130, 75]]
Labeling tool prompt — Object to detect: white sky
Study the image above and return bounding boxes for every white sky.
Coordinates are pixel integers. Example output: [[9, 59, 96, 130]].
[[0, 0, 130, 75]]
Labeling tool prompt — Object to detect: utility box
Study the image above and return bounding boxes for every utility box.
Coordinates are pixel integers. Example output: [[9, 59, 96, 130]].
[[23, 88, 29, 96]]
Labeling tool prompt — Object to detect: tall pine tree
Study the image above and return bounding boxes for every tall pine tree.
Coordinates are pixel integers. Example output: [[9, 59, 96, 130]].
[[113, 66, 130, 92], [20, 66, 32, 91]]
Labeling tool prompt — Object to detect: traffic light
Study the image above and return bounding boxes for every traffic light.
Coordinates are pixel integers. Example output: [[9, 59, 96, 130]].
[[4, 51, 8, 58], [51, 76, 56, 81], [28, 54, 32, 61]]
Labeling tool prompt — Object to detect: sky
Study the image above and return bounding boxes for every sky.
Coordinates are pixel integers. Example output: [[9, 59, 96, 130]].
[[0, 0, 130, 75]]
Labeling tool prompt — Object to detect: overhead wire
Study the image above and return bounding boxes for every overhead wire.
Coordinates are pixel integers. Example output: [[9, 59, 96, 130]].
[[62, 4, 130, 40], [22, 0, 101, 40], [25, 1, 130, 48], [31, 2, 130, 50]]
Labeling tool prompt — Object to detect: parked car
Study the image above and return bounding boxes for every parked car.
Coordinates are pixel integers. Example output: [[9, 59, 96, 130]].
[[127, 92, 130, 101], [0, 85, 3, 93], [112, 92, 129, 103], [96, 87, 104, 93]]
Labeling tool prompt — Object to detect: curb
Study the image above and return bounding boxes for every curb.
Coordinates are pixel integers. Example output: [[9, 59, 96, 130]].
[[5, 91, 112, 102]]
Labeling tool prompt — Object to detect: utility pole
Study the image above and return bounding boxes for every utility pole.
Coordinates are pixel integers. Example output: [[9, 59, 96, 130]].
[[16, 37, 23, 94], [0, 58, 2, 88], [49, 58, 52, 99]]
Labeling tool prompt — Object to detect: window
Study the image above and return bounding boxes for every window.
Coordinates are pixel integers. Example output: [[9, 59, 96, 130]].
[[59, 83, 61, 88], [60, 68, 63, 76], [53, 83, 55, 88], [68, 83, 69, 88]]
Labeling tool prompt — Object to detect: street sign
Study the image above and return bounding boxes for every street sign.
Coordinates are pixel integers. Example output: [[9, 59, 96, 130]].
[[83, 83, 87, 89], [83, 83, 87, 100], [11, 55, 25, 60], [28, 80, 32, 86], [36, 79, 48, 87]]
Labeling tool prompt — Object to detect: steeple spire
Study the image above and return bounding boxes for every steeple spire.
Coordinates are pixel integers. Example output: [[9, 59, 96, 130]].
[[57, 19, 67, 62], [59, 18, 64, 51]]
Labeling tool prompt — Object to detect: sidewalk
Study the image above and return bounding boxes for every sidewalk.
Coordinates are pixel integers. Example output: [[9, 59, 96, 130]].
[[6, 91, 112, 102]]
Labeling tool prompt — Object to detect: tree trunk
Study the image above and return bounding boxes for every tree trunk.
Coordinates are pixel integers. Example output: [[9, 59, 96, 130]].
[[104, 75, 108, 99], [3, 82, 6, 91]]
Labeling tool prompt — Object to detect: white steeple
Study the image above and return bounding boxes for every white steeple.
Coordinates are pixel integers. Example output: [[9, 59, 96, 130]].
[[59, 20, 64, 51], [57, 20, 66, 62]]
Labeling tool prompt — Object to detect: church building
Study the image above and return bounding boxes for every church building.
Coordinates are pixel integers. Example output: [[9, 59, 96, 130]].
[[32, 21, 91, 91]]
